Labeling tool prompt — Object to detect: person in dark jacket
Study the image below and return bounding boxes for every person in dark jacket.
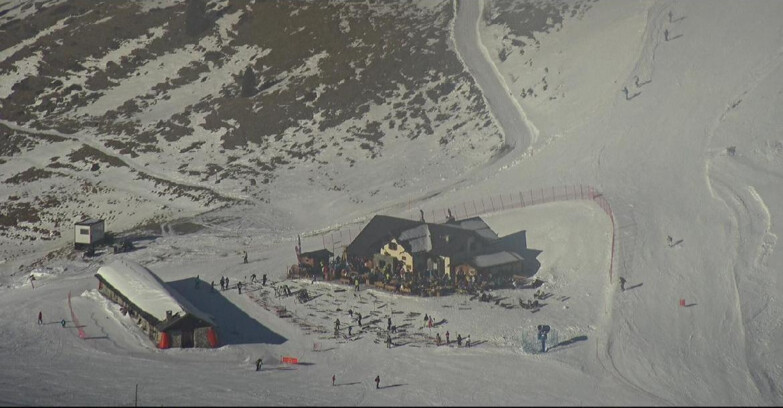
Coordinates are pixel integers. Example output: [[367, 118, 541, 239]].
[[375, 375, 380, 389], [37, 311, 43, 325]]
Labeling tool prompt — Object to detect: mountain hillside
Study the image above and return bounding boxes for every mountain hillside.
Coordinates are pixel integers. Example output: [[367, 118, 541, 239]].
[[0, 0, 504, 268]]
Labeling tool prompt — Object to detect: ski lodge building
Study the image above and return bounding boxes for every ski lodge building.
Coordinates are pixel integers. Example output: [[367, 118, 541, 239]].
[[95, 259, 218, 349], [346, 215, 525, 284]]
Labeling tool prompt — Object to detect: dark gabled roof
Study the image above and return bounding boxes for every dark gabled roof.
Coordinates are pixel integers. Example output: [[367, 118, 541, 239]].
[[300, 249, 333, 259], [345, 215, 423, 257], [157, 313, 213, 332], [398, 222, 483, 257], [449, 217, 499, 241]]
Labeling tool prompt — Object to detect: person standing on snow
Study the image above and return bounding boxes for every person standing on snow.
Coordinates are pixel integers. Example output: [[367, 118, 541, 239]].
[[243, 251, 248, 264], [446, 331, 450, 345], [619, 277, 626, 292], [386, 333, 392, 348], [332, 374, 336, 386], [226, 277, 230, 289], [436, 333, 442, 346], [37, 311, 43, 325], [211, 281, 215, 292], [237, 281, 243, 294], [375, 375, 380, 389], [255, 358, 262, 371], [457, 334, 462, 347], [387, 317, 392, 331], [262, 274, 267, 286], [220, 276, 225, 291], [357, 313, 362, 327]]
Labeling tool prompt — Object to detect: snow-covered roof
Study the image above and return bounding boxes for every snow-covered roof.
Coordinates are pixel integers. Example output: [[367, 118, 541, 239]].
[[95, 259, 213, 326], [472, 251, 523, 268]]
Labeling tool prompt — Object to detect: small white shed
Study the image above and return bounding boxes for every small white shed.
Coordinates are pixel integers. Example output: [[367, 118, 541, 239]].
[[74, 218, 105, 248]]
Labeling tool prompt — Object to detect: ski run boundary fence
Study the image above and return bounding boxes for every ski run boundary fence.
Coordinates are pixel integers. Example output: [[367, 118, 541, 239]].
[[67, 291, 86, 339], [305, 185, 615, 283]]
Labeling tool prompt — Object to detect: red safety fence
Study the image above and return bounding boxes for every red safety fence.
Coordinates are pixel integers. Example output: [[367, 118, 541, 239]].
[[67, 291, 86, 339], [304, 184, 616, 283]]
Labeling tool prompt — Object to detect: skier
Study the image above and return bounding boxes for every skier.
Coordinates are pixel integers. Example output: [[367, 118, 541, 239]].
[[37, 311, 43, 325], [357, 313, 362, 327], [335, 318, 341, 331], [423, 313, 428, 323], [211, 281, 215, 292], [619, 277, 626, 292], [262, 274, 267, 286], [237, 281, 243, 294], [226, 277, 230, 289], [348, 326, 352, 337], [436, 333, 442, 346], [428, 316, 433, 329], [220, 276, 225, 291], [446, 331, 450, 345], [243, 251, 248, 264], [332, 374, 336, 386], [255, 358, 262, 371], [387, 317, 392, 331], [251, 274, 257, 283], [375, 375, 380, 389], [354, 277, 360, 291], [465, 335, 471, 348], [457, 334, 462, 347], [386, 333, 392, 348]]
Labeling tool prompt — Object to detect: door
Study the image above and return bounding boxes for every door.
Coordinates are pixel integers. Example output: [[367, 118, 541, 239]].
[[181, 330, 194, 348]]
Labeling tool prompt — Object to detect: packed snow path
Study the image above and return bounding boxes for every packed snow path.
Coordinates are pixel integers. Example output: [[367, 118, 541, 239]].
[[452, 0, 535, 160]]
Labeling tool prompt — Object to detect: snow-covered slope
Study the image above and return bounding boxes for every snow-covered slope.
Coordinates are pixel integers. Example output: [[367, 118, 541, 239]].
[[1, 0, 783, 405]]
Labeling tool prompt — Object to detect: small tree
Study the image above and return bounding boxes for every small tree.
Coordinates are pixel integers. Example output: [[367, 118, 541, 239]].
[[241, 66, 257, 97]]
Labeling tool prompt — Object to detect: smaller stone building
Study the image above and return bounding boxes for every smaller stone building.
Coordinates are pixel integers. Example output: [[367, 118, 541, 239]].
[[95, 259, 218, 349]]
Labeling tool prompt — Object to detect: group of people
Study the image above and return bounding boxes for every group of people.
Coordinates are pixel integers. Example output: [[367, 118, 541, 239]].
[[216, 273, 267, 293], [434, 330, 470, 348]]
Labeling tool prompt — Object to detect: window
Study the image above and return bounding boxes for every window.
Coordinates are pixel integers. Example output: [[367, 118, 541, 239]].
[[80, 228, 90, 235], [388, 242, 398, 251]]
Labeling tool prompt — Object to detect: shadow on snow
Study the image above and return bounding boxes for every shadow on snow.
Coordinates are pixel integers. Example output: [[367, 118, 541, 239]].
[[168, 277, 287, 346]]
